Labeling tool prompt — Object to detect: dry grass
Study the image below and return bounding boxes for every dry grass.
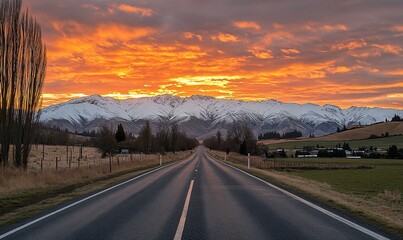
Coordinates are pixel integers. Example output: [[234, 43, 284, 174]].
[[377, 190, 401, 204], [209, 150, 403, 235], [0, 146, 193, 197]]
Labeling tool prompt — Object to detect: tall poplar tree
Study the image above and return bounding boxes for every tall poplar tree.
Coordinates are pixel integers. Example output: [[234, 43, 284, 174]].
[[0, 0, 46, 168]]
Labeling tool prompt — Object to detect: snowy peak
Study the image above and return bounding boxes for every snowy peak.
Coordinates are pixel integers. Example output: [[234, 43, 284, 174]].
[[40, 94, 403, 138]]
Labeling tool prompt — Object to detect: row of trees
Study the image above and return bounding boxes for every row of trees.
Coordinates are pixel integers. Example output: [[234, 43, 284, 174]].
[[204, 122, 257, 155], [96, 121, 199, 157], [0, 0, 46, 168], [258, 130, 303, 140]]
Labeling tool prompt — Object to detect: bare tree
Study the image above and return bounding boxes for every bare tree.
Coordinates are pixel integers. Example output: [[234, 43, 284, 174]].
[[170, 123, 180, 153], [156, 117, 170, 154], [95, 126, 117, 172], [216, 130, 222, 150], [138, 120, 152, 154], [0, 0, 46, 168]]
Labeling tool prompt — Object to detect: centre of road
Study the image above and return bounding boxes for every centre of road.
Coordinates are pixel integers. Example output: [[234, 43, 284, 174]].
[[174, 180, 195, 240]]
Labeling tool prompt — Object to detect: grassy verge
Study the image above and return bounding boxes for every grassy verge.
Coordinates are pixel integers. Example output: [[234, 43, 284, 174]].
[[208, 150, 403, 238], [0, 151, 193, 228]]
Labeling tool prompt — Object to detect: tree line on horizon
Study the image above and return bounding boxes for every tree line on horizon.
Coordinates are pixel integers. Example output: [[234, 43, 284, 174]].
[[258, 130, 303, 140], [95, 120, 199, 158], [204, 122, 258, 156]]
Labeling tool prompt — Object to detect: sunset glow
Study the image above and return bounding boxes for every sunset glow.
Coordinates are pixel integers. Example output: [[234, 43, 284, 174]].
[[25, 0, 403, 109]]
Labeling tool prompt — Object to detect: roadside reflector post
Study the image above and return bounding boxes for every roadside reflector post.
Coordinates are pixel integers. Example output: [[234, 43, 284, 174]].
[[248, 153, 250, 169], [160, 154, 162, 166]]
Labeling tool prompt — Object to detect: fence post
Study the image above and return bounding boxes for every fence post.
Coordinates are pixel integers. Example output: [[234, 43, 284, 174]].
[[109, 152, 112, 173], [248, 153, 250, 169], [42, 144, 45, 169]]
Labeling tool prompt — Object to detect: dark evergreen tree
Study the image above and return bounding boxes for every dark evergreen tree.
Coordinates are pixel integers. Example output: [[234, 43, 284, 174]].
[[342, 142, 351, 151], [391, 114, 402, 122], [115, 124, 126, 142], [387, 145, 398, 158], [240, 140, 247, 155]]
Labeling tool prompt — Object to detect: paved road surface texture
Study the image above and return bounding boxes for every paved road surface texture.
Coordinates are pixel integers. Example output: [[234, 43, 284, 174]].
[[0, 147, 389, 240]]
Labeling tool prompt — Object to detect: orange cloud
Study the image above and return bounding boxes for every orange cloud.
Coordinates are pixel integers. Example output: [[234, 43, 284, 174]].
[[97, 25, 154, 41], [305, 23, 348, 32], [372, 44, 402, 55], [116, 4, 153, 16], [249, 48, 274, 59], [332, 40, 367, 50], [183, 32, 203, 41], [211, 33, 239, 42], [327, 66, 352, 74], [261, 31, 295, 45], [281, 48, 300, 54], [391, 25, 403, 32], [233, 21, 261, 30]]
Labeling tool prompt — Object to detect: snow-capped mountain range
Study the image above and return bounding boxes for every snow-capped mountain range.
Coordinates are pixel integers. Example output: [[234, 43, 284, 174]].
[[40, 94, 403, 138]]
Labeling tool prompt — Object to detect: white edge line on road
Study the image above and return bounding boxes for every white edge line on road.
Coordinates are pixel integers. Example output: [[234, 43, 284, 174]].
[[206, 154, 389, 240], [174, 179, 194, 240], [0, 154, 196, 240]]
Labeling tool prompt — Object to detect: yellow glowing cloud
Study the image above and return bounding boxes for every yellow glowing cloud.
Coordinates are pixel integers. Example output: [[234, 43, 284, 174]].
[[233, 21, 261, 30], [211, 33, 239, 42], [171, 76, 243, 87], [327, 66, 352, 74], [116, 4, 153, 16]]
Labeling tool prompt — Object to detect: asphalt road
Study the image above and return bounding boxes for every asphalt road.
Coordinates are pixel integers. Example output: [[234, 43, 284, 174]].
[[0, 147, 389, 240]]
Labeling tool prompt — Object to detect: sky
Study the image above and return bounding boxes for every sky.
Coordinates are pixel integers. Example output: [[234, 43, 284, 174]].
[[25, 0, 403, 109]]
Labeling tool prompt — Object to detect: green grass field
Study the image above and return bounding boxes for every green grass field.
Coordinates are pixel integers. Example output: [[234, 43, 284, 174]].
[[260, 157, 403, 197], [269, 157, 403, 166], [265, 135, 403, 150], [295, 165, 403, 198]]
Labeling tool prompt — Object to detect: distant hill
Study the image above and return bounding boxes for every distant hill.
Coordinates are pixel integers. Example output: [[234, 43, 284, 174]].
[[40, 94, 403, 139], [315, 122, 403, 141], [259, 122, 403, 144]]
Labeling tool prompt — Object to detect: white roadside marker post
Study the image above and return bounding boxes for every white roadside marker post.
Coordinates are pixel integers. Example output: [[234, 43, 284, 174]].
[[248, 153, 250, 169], [160, 154, 162, 166]]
